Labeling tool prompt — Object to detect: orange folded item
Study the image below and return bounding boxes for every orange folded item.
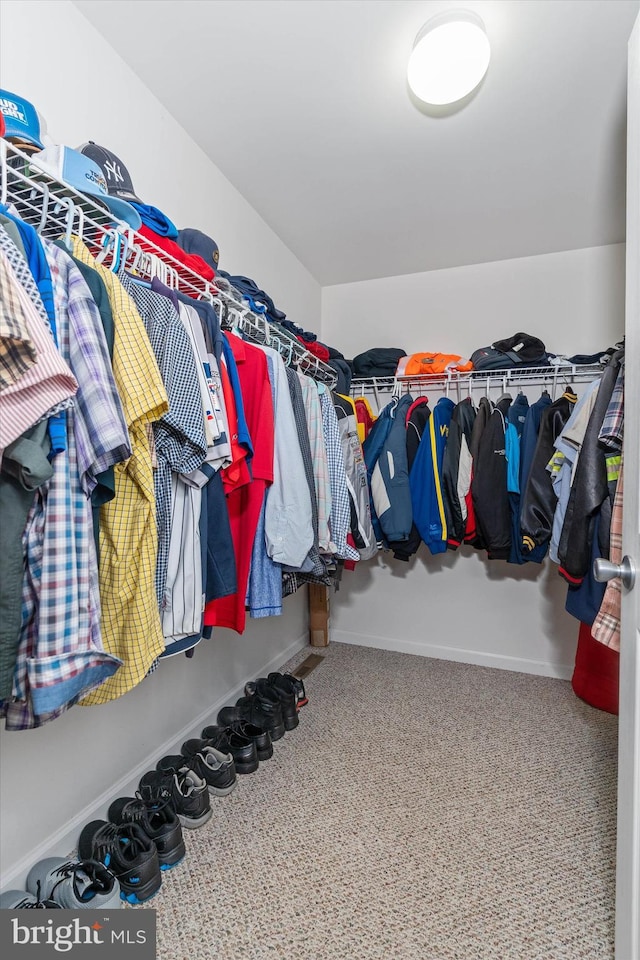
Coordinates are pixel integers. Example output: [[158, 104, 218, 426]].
[[397, 353, 474, 376]]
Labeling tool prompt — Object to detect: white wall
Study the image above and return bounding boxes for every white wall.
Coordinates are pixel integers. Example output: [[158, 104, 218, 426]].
[[0, 0, 319, 890], [322, 244, 625, 360], [322, 245, 625, 676]]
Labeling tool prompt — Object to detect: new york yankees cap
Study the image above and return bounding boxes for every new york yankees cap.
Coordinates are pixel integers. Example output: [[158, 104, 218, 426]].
[[78, 141, 143, 203], [29, 145, 141, 230]]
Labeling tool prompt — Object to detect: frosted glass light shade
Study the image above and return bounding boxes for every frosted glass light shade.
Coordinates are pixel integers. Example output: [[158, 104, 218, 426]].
[[408, 11, 490, 105]]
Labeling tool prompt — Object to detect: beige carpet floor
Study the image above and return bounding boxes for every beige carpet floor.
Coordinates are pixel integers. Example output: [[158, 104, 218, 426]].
[[145, 643, 618, 960]]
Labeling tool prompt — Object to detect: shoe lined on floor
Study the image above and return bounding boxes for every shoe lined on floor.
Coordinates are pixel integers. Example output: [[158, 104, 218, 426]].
[[26, 857, 121, 909], [139, 766, 212, 830], [267, 671, 308, 709], [179, 740, 237, 795], [0, 889, 61, 909], [202, 721, 272, 766], [108, 785, 186, 871], [158, 743, 236, 798], [77, 820, 162, 905], [225, 686, 286, 741], [245, 677, 299, 731]]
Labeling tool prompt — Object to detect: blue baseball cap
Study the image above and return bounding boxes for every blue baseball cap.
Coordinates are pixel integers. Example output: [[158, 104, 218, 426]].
[[28, 145, 141, 230], [177, 228, 219, 271], [0, 89, 44, 149]]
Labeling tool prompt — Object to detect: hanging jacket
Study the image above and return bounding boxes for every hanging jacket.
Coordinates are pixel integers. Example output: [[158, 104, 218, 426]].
[[548, 379, 601, 563], [409, 397, 454, 555], [558, 354, 623, 583], [333, 393, 377, 560], [441, 397, 477, 548], [467, 396, 493, 550], [519, 388, 578, 554], [362, 398, 397, 544], [393, 397, 431, 562], [368, 394, 414, 544], [354, 396, 376, 443], [472, 395, 512, 560], [504, 392, 534, 565], [519, 392, 552, 491]]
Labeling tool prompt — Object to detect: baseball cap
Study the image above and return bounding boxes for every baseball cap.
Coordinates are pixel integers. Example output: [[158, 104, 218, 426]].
[[28, 146, 141, 229], [177, 228, 219, 271], [0, 89, 44, 149], [78, 141, 142, 204]]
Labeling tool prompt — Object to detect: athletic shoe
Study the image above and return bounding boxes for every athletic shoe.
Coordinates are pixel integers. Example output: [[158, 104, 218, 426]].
[[108, 785, 186, 871], [179, 740, 237, 796], [199, 723, 259, 774], [139, 766, 212, 830], [77, 820, 162, 905], [26, 857, 121, 909], [0, 890, 60, 909]]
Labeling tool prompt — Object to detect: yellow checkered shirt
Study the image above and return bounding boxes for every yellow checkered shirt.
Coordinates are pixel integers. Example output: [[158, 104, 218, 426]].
[[72, 239, 169, 705]]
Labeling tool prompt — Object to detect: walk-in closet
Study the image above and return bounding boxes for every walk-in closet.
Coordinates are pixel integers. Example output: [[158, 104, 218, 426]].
[[0, 2, 639, 959]]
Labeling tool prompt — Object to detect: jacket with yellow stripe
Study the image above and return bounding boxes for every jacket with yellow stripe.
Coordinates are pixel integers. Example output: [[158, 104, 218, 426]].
[[409, 397, 454, 555]]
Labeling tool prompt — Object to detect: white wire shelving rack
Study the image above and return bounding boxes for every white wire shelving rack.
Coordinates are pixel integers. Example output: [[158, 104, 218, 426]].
[[350, 363, 607, 408], [0, 140, 337, 387]]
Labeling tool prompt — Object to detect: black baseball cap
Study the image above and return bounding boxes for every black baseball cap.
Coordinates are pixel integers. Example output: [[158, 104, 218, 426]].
[[78, 141, 142, 204]]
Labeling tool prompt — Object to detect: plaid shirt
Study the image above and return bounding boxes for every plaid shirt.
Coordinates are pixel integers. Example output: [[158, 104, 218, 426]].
[[592, 458, 623, 652], [319, 390, 359, 561], [2, 243, 130, 730], [297, 371, 332, 552], [71, 241, 169, 707], [120, 277, 208, 605], [0, 230, 77, 433], [0, 251, 78, 449], [598, 362, 624, 450], [0, 249, 37, 388]]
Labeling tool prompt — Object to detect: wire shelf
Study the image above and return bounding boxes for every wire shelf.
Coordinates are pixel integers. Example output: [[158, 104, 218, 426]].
[[0, 140, 337, 387]]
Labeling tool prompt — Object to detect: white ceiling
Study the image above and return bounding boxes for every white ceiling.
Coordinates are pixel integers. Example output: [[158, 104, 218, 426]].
[[74, 0, 639, 286]]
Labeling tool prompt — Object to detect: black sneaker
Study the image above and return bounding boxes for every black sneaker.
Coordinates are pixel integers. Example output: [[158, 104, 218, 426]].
[[200, 723, 260, 773], [108, 786, 185, 871], [246, 677, 298, 732], [77, 820, 162, 905], [159, 747, 236, 798], [139, 767, 212, 830]]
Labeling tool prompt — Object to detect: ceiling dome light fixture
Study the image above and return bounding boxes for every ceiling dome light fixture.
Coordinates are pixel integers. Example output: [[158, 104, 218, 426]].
[[407, 10, 491, 106]]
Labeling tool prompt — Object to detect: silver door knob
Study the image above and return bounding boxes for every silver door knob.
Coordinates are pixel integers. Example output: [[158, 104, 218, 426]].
[[593, 556, 637, 589]]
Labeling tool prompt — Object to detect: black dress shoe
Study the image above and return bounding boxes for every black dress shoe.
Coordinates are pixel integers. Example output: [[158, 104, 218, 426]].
[[200, 724, 259, 774], [251, 677, 299, 732], [267, 672, 308, 708], [204, 721, 273, 763], [223, 689, 285, 742]]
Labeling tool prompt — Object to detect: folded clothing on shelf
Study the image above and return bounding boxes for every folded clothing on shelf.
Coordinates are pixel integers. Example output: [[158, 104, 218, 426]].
[[350, 347, 406, 378], [471, 332, 549, 370], [397, 352, 473, 376]]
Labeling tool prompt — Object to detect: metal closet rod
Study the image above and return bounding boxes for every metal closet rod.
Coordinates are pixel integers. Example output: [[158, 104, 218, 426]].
[[0, 140, 337, 388]]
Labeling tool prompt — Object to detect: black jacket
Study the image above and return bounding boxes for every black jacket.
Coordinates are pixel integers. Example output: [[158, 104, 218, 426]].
[[558, 354, 623, 582], [472, 395, 512, 560], [392, 398, 431, 561], [519, 389, 578, 553], [442, 398, 477, 548]]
